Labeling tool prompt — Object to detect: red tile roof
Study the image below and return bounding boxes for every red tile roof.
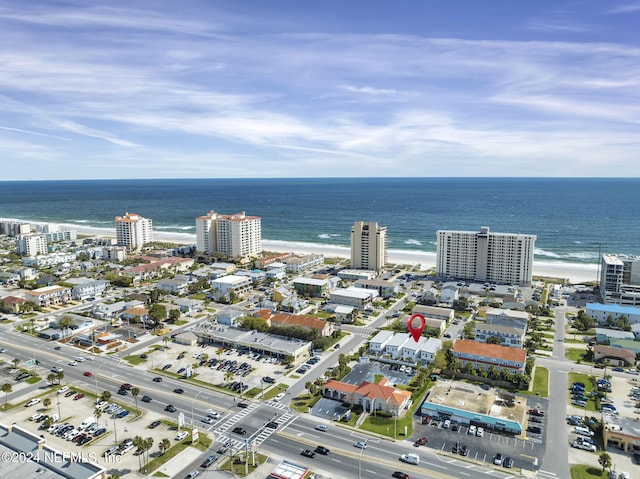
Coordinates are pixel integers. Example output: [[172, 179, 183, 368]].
[[453, 339, 526, 363]]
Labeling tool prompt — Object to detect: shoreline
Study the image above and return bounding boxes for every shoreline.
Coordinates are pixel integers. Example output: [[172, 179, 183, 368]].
[[61, 223, 599, 284]]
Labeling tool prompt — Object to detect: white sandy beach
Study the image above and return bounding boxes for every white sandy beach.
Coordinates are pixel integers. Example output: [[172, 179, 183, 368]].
[[68, 223, 599, 284]]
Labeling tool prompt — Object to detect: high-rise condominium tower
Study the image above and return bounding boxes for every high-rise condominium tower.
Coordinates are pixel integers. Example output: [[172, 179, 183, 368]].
[[436, 226, 536, 286], [600, 254, 640, 306], [115, 212, 153, 251], [195, 211, 261, 258], [351, 221, 387, 272]]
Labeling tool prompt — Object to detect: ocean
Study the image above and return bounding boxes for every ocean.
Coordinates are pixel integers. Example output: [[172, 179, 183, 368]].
[[0, 177, 638, 267]]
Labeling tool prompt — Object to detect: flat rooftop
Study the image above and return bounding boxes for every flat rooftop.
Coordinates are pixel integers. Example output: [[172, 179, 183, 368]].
[[427, 380, 528, 425]]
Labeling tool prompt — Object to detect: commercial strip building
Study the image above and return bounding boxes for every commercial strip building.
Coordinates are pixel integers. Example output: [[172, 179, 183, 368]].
[[436, 226, 536, 286], [602, 412, 640, 454], [196, 322, 311, 359], [195, 210, 262, 259], [420, 380, 525, 435], [350, 221, 387, 272], [115, 212, 153, 251], [0, 423, 105, 479], [600, 254, 640, 306]]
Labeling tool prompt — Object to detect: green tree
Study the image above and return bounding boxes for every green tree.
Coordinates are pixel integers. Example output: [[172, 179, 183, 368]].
[[143, 437, 154, 469], [100, 390, 111, 402], [486, 336, 502, 345], [56, 315, 74, 337], [43, 397, 51, 409], [131, 386, 140, 413], [148, 303, 167, 327], [55, 371, 64, 384], [1, 383, 12, 408], [169, 309, 181, 321], [133, 435, 144, 470], [598, 452, 612, 472], [12, 358, 20, 369], [159, 438, 171, 455], [239, 316, 269, 332], [47, 373, 58, 385], [94, 407, 102, 427]]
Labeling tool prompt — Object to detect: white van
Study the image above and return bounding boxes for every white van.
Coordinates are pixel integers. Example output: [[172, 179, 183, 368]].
[[315, 424, 328, 432], [400, 453, 420, 465], [574, 426, 594, 437]]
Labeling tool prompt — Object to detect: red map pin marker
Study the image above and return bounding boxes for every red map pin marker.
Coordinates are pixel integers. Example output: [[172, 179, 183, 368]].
[[408, 313, 426, 342]]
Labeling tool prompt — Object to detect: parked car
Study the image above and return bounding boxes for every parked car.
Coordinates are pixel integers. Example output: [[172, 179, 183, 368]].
[[175, 431, 189, 441], [503, 457, 514, 468], [493, 453, 503, 466]]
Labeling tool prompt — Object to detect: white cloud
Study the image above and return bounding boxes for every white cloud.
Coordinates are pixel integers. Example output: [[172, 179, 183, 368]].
[[0, 1, 638, 179]]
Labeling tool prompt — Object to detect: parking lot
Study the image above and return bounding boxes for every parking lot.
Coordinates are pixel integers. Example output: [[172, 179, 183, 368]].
[[131, 341, 296, 395], [415, 399, 549, 473], [4, 382, 190, 477]]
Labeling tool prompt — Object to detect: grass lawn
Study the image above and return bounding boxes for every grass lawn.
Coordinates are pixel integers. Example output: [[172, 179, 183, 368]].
[[290, 393, 321, 413], [262, 384, 288, 400], [566, 348, 593, 364], [532, 366, 549, 397], [360, 412, 412, 439], [25, 375, 42, 384], [123, 355, 148, 365], [570, 464, 607, 479], [218, 453, 269, 476]]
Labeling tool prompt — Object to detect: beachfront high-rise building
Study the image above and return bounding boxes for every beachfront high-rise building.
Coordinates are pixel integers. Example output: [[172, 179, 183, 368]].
[[115, 212, 153, 251], [195, 211, 262, 259], [16, 233, 48, 257], [350, 221, 387, 272], [436, 226, 536, 286], [600, 254, 640, 306]]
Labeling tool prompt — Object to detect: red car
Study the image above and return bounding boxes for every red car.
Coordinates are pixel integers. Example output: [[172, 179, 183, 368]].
[[120, 383, 132, 390], [74, 393, 85, 400], [392, 472, 409, 479], [83, 371, 93, 377], [413, 437, 428, 447]]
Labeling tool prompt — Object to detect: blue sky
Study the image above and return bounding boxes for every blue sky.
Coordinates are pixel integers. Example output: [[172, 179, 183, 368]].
[[1, 0, 639, 180]]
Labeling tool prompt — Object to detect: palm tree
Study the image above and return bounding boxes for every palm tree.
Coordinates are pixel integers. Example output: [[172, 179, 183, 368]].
[[131, 386, 140, 413], [94, 407, 102, 427], [216, 347, 223, 362], [133, 435, 144, 470], [100, 390, 111, 402], [55, 371, 64, 384], [159, 438, 170, 455], [107, 473, 120, 479], [144, 437, 154, 469], [224, 370, 234, 385], [1, 383, 12, 408], [12, 358, 20, 369], [43, 397, 51, 410], [47, 373, 58, 385]]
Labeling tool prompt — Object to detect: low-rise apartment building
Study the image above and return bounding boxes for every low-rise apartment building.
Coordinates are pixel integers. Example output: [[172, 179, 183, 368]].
[[453, 339, 527, 373], [474, 322, 526, 348], [24, 285, 72, 307]]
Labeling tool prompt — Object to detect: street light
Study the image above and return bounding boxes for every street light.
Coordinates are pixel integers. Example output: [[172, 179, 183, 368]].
[[191, 391, 202, 437], [358, 440, 367, 479], [94, 361, 107, 399]]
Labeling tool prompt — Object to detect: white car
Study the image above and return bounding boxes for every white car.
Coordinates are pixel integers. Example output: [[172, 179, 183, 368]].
[[476, 427, 484, 437], [25, 398, 41, 407], [468, 425, 477, 435], [57, 386, 69, 394], [353, 441, 367, 449], [201, 417, 214, 424], [175, 431, 189, 441], [274, 392, 285, 401], [75, 356, 85, 362], [51, 366, 63, 373], [68, 361, 78, 366], [206, 410, 221, 419]]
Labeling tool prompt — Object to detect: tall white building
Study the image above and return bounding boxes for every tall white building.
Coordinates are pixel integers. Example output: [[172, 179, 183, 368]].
[[436, 226, 536, 286], [115, 212, 153, 251], [16, 233, 48, 257], [350, 221, 387, 272], [600, 254, 640, 306], [195, 211, 261, 259]]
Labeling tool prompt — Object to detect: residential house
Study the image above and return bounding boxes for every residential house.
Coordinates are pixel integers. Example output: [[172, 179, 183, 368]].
[[368, 330, 395, 355], [67, 278, 110, 300], [255, 310, 335, 337], [593, 344, 636, 367], [439, 284, 459, 306], [121, 306, 150, 324], [354, 278, 399, 299], [156, 277, 190, 295], [329, 287, 377, 310], [209, 275, 253, 301], [1, 295, 27, 313], [384, 333, 411, 359], [419, 338, 443, 365], [412, 305, 455, 323], [292, 277, 329, 298]]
